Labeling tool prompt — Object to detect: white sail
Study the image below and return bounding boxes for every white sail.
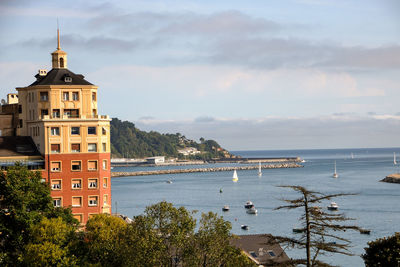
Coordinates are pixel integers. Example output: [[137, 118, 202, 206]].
[[232, 170, 238, 182], [333, 161, 339, 178], [258, 162, 262, 177], [394, 152, 397, 165]]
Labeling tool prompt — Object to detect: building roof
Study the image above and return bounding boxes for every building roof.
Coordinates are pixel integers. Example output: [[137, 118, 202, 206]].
[[231, 234, 291, 266], [29, 68, 93, 86], [0, 136, 42, 158]]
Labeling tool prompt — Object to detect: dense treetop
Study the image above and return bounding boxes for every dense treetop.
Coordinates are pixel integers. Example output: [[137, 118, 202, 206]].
[[110, 118, 233, 159]]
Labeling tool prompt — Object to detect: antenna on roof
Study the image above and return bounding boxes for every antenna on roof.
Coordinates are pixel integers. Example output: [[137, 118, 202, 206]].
[[57, 18, 61, 50]]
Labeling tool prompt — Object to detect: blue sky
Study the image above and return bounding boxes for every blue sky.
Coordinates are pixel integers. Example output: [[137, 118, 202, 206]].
[[1, 0, 399, 150]]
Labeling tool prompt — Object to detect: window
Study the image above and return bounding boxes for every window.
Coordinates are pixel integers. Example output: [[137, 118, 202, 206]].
[[40, 92, 49, 101], [19, 119, 23, 128], [18, 105, 22, 113], [51, 180, 61, 190], [51, 144, 60, 153], [52, 109, 60, 118], [71, 127, 80, 135], [88, 127, 96, 135], [88, 160, 97, 171], [51, 161, 61, 172], [103, 194, 108, 205], [53, 198, 61, 207], [60, 57, 65, 68], [88, 179, 98, 189], [72, 92, 79, 101], [64, 109, 79, 118], [88, 196, 98, 206], [41, 109, 48, 117], [102, 127, 107, 135], [72, 197, 82, 207], [249, 252, 257, 258], [71, 143, 80, 152], [51, 127, 60, 136], [73, 214, 83, 223], [71, 179, 82, 189], [92, 92, 96, 101], [103, 178, 108, 188], [88, 143, 97, 152], [92, 109, 97, 116], [102, 143, 106, 152], [102, 160, 107, 170], [63, 92, 69, 101], [71, 161, 81, 171], [267, 251, 276, 257]]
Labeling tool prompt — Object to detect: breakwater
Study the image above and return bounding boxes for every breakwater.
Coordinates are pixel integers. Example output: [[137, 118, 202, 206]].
[[111, 163, 303, 177], [381, 173, 400, 184]]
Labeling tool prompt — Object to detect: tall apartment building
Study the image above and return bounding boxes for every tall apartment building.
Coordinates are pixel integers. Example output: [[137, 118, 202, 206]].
[[1, 30, 111, 224]]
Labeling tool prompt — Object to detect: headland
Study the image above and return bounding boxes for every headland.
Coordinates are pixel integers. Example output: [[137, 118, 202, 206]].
[[381, 173, 400, 184]]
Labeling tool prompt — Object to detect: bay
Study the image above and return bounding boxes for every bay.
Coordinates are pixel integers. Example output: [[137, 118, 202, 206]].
[[111, 147, 400, 267]]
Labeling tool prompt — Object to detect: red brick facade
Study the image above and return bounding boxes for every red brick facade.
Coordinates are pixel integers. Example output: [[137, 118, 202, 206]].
[[41, 152, 111, 224]]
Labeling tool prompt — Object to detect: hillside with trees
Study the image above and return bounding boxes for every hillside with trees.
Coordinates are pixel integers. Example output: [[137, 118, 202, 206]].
[[110, 118, 234, 160]]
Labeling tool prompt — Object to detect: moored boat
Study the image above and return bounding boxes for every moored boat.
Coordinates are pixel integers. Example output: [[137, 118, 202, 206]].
[[222, 205, 230, 212], [244, 201, 254, 209], [327, 201, 339, 211], [246, 206, 258, 214], [241, 225, 249, 230], [333, 161, 339, 178]]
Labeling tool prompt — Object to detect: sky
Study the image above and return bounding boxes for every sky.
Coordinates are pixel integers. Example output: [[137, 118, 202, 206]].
[[0, 0, 399, 150]]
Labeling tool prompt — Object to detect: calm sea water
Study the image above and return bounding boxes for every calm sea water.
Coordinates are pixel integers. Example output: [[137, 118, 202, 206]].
[[111, 147, 400, 267]]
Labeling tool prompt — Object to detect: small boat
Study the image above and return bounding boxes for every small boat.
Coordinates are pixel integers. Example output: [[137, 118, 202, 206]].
[[327, 202, 339, 211], [219, 188, 223, 193], [166, 180, 173, 184], [258, 162, 262, 177], [222, 205, 230, 212], [232, 170, 238, 182], [333, 161, 339, 178], [244, 201, 254, 209], [301, 159, 306, 163], [246, 206, 258, 214], [241, 225, 249, 230], [292, 227, 304, 233], [394, 152, 397, 165], [360, 229, 371, 235]]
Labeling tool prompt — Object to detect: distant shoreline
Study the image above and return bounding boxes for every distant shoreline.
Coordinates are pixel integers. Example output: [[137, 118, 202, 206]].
[[381, 173, 400, 184], [111, 163, 303, 177]]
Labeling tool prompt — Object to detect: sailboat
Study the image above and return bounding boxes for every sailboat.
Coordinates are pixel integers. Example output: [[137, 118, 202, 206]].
[[351, 153, 354, 159], [232, 169, 239, 182], [258, 162, 262, 177], [333, 161, 339, 178], [394, 152, 397, 165]]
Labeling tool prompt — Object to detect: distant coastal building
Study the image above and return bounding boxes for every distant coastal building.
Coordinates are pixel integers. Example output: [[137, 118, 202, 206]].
[[146, 156, 165, 164], [0, 29, 111, 224], [178, 147, 201, 156]]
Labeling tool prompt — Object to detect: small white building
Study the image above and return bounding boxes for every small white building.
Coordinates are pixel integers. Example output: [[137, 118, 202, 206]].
[[178, 147, 201, 156], [146, 156, 165, 164]]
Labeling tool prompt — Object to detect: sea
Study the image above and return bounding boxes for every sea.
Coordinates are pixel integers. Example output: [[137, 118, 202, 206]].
[[111, 147, 400, 267]]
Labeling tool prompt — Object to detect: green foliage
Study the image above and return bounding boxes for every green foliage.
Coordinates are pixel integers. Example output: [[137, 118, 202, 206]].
[[362, 232, 400, 267], [85, 214, 128, 266], [110, 118, 231, 159], [0, 164, 78, 265], [23, 217, 78, 266]]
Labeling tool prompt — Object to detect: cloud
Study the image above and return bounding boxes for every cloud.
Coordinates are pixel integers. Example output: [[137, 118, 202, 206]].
[[134, 114, 400, 150]]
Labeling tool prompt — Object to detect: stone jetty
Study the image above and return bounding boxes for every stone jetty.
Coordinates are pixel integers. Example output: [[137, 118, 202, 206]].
[[381, 173, 400, 184], [111, 163, 303, 177]]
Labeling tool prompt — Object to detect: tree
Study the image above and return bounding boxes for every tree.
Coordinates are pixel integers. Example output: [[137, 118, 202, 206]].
[[362, 232, 400, 266], [84, 214, 128, 266], [273, 185, 360, 267], [23, 217, 78, 266], [144, 201, 196, 267], [0, 164, 77, 264]]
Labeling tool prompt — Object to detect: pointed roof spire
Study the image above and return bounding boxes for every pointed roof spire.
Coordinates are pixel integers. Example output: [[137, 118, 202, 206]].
[[57, 20, 61, 50]]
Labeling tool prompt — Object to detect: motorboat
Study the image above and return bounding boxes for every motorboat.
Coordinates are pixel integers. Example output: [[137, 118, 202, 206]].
[[360, 229, 371, 235], [166, 179, 173, 184], [327, 202, 339, 211], [244, 201, 254, 209], [292, 227, 305, 233], [246, 206, 258, 214], [222, 205, 230, 212], [241, 225, 249, 230]]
